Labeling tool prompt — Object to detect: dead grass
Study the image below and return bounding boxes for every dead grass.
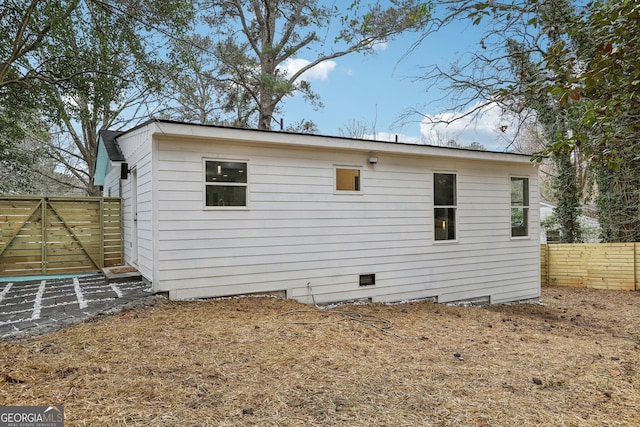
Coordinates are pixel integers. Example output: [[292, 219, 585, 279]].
[[1, 286, 639, 426]]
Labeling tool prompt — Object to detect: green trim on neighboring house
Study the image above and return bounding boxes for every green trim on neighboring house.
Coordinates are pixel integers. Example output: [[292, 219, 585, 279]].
[[94, 138, 109, 186], [93, 130, 125, 187]]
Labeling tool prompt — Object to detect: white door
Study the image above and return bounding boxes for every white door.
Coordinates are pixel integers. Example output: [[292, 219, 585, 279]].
[[131, 167, 139, 265]]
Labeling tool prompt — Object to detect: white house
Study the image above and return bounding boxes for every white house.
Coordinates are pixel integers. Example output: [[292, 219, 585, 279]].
[[94, 119, 540, 304], [540, 200, 601, 243], [93, 129, 125, 197]]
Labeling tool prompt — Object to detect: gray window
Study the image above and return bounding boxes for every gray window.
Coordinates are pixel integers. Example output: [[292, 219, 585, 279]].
[[511, 177, 529, 237], [434, 173, 456, 241], [205, 161, 247, 207]]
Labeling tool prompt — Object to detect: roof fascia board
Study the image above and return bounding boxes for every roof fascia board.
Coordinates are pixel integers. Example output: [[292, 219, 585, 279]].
[[147, 120, 535, 165]]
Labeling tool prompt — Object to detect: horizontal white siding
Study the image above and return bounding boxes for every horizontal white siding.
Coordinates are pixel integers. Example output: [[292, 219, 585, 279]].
[[103, 164, 121, 198], [152, 136, 540, 304], [117, 127, 154, 282]]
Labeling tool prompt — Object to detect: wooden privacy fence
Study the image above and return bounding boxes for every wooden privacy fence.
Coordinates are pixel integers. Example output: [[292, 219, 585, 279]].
[[541, 243, 640, 290], [0, 196, 122, 277]]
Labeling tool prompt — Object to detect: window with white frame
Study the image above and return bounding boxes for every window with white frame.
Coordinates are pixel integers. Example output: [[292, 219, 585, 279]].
[[204, 160, 247, 207], [511, 177, 529, 237], [434, 173, 456, 241], [335, 167, 361, 191]]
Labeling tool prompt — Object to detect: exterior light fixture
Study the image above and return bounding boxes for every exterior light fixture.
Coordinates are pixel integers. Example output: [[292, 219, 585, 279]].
[[120, 162, 130, 179]]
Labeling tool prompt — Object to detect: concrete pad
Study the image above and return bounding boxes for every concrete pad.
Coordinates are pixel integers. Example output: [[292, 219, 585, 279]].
[[0, 273, 156, 340]]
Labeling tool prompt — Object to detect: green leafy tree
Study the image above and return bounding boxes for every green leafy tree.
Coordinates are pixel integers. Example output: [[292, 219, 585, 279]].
[[504, 2, 584, 243], [583, 1, 640, 242], [0, 0, 80, 89], [0, 77, 49, 193], [197, 0, 431, 130], [38, 0, 194, 195], [541, 0, 640, 241], [503, 0, 640, 242], [551, 151, 582, 242], [547, 0, 640, 163], [0, 0, 79, 174], [1, 0, 194, 195]]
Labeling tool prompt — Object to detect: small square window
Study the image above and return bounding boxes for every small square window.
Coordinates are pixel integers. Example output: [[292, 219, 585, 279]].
[[336, 168, 361, 191], [205, 160, 247, 207]]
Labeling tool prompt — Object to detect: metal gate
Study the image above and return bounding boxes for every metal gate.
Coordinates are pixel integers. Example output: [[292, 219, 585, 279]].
[[0, 196, 122, 277]]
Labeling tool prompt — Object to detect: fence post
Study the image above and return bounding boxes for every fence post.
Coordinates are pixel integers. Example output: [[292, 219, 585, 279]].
[[540, 244, 549, 287]]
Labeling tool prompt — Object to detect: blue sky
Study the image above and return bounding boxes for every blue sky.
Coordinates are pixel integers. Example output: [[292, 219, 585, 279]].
[[278, 16, 517, 152]]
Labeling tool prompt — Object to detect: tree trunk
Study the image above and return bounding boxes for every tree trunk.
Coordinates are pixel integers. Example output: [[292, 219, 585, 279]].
[[553, 151, 581, 243]]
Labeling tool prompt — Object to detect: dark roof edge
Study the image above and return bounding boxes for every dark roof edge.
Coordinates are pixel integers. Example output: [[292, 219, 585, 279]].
[[113, 118, 533, 158]]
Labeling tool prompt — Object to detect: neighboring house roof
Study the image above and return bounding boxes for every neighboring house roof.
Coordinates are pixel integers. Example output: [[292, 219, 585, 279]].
[[100, 130, 125, 162], [93, 130, 125, 186], [540, 199, 598, 219], [539, 199, 601, 243]]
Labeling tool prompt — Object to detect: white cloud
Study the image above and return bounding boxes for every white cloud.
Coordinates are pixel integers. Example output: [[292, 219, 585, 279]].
[[280, 58, 336, 81], [419, 102, 516, 151], [372, 40, 388, 51]]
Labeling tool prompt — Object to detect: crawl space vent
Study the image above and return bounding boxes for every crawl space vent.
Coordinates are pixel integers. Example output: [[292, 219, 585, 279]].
[[359, 274, 376, 287]]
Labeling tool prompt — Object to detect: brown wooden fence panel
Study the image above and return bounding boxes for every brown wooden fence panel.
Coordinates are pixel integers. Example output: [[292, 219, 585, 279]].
[[542, 243, 638, 291], [540, 244, 548, 287], [636, 243, 640, 291], [103, 198, 123, 268], [0, 199, 44, 275], [0, 196, 122, 277]]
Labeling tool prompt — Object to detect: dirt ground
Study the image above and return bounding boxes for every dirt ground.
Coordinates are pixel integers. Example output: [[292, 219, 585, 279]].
[[1, 286, 639, 426]]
